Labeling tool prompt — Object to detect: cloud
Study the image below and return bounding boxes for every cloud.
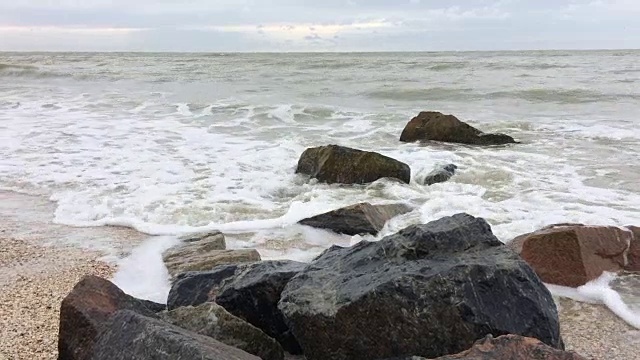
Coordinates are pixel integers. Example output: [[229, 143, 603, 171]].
[[0, 1, 638, 51]]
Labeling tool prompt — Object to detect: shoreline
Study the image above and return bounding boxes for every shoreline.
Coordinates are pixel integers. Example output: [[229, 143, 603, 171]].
[[0, 190, 638, 359]]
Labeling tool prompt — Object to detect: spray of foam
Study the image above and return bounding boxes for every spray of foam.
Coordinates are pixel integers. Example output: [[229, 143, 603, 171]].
[[546, 272, 640, 329], [111, 235, 180, 304]]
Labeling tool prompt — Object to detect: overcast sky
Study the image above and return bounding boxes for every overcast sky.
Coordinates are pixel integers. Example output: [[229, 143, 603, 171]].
[[1, 0, 639, 51]]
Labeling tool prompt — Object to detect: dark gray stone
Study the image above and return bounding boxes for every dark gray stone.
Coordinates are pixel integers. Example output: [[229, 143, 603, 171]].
[[423, 164, 457, 186], [298, 202, 413, 236], [168, 260, 307, 354], [90, 310, 259, 360], [278, 213, 563, 360], [296, 144, 411, 184], [164, 303, 284, 360]]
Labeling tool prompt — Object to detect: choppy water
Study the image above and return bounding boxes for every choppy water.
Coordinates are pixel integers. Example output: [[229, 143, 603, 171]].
[[0, 51, 639, 321]]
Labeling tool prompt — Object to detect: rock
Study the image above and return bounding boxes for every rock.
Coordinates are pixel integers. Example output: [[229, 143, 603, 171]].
[[509, 224, 640, 287], [279, 213, 562, 360], [91, 310, 260, 360], [384, 335, 586, 360], [423, 164, 458, 186], [168, 260, 307, 354], [298, 202, 413, 236], [627, 226, 640, 272], [164, 303, 285, 360], [58, 275, 161, 360], [164, 248, 261, 277], [295, 144, 411, 184], [399, 112, 516, 145]]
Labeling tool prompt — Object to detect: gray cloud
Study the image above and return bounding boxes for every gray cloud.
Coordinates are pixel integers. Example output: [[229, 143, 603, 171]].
[[0, 0, 639, 51]]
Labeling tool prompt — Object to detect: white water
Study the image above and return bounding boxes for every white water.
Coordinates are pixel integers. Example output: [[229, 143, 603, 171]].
[[1, 51, 639, 318]]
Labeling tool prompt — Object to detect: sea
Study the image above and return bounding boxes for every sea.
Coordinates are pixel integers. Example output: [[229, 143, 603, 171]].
[[0, 51, 639, 327]]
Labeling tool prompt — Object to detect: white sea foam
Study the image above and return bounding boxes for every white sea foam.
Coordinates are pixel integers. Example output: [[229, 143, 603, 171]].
[[547, 272, 640, 329], [111, 235, 180, 304], [1, 51, 639, 323]]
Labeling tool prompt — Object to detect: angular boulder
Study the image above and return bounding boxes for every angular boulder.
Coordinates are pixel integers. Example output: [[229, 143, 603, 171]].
[[168, 260, 307, 354], [58, 275, 161, 360], [164, 303, 284, 360], [509, 224, 640, 287], [385, 335, 587, 360], [296, 145, 411, 184], [399, 112, 516, 145], [91, 310, 259, 360], [423, 164, 458, 186], [627, 226, 640, 272], [298, 202, 413, 236], [279, 213, 562, 360]]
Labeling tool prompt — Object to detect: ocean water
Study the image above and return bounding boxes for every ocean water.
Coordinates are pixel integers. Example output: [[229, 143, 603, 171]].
[[0, 51, 639, 324]]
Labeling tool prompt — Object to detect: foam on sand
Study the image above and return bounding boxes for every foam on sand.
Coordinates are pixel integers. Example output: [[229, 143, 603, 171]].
[[547, 272, 640, 330], [111, 235, 180, 304]]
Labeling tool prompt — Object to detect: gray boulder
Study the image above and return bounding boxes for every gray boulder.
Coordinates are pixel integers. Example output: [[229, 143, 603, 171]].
[[298, 202, 412, 236], [296, 144, 411, 184], [399, 112, 516, 145], [423, 164, 457, 186], [90, 310, 259, 360], [164, 303, 285, 360], [278, 213, 563, 360], [168, 260, 307, 354]]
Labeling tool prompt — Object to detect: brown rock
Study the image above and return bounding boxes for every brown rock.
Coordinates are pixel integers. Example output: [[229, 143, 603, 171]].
[[295, 144, 411, 184], [429, 334, 587, 359], [509, 224, 638, 287], [164, 249, 261, 277], [298, 202, 413, 235], [399, 111, 516, 145], [163, 231, 227, 265], [57, 275, 160, 360], [627, 226, 640, 271]]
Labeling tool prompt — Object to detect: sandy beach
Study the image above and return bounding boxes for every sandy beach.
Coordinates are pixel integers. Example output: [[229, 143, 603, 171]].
[[0, 190, 638, 360]]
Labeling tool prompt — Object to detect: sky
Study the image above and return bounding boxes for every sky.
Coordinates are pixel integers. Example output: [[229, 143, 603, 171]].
[[0, 0, 639, 52]]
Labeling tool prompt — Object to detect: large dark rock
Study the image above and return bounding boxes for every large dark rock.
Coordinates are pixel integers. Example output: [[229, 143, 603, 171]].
[[58, 275, 161, 360], [298, 202, 413, 236], [422, 164, 458, 186], [384, 335, 587, 360], [399, 112, 516, 145], [168, 260, 307, 354], [296, 145, 411, 184], [509, 224, 640, 287], [164, 303, 284, 360], [279, 213, 562, 360], [91, 310, 259, 360]]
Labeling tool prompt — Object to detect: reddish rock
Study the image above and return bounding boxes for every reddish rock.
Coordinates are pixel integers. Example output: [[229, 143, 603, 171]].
[[510, 224, 638, 287], [399, 112, 516, 145], [58, 275, 160, 360], [431, 334, 587, 360], [626, 226, 640, 271]]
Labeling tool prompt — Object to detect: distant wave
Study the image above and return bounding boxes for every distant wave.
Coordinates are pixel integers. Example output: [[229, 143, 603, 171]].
[[0, 62, 66, 79], [428, 62, 468, 71], [366, 87, 475, 101], [485, 62, 573, 70], [487, 88, 640, 104]]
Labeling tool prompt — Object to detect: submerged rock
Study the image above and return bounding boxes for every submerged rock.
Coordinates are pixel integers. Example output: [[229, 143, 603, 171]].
[[168, 260, 307, 354], [58, 275, 162, 360], [385, 335, 586, 360], [164, 303, 284, 360], [423, 164, 458, 186], [510, 224, 640, 287], [298, 202, 413, 236], [296, 144, 411, 184], [91, 310, 259, 360], [279, 213, 562, 360], [399, 112, 516, 145]]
